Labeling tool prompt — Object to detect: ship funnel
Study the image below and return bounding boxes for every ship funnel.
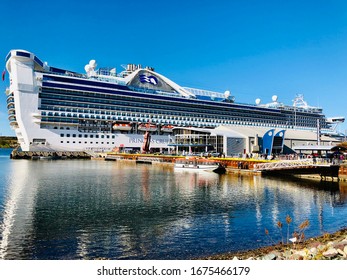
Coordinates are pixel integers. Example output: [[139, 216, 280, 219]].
[[110, 68, 116, 75], [89, 60, 97, 69], [85, 59, 97, 77], [43, 61, 49, 70]]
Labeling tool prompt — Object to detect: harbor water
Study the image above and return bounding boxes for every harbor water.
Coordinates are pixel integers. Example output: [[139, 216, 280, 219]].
[[0, 148, 347, 260]]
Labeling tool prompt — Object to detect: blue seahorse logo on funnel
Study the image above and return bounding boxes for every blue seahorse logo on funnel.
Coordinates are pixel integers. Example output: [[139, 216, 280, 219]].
[[139, 74, 158, 85]]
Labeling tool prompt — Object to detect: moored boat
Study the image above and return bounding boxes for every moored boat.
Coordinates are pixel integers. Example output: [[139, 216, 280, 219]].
[[174, 157, 226, 174]]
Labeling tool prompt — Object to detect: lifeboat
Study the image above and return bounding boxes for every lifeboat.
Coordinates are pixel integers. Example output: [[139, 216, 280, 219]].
[[138, 123, 157, 132], [161, 125, 174, 133], [112, 122, 132, 131]]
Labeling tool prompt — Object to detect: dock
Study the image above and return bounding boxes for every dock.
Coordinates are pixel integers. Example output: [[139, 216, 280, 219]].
[[8, 150, 347, 181]]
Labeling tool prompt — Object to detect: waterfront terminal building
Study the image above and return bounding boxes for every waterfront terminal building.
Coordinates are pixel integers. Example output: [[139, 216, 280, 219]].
[[169, 126, 341, 157]]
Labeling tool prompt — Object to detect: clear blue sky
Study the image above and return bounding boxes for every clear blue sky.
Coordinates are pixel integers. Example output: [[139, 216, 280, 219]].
[[1, 0, 347, 136]]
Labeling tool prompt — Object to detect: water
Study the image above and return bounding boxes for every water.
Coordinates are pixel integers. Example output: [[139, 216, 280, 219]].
[[0, 148, 346, 260]]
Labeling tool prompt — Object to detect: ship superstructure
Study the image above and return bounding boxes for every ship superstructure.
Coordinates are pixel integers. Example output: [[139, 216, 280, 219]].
[[5, 50, 341, 152]]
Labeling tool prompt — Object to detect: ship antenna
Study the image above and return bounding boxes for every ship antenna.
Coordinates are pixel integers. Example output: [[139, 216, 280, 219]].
[[293, 94, 308, 108]]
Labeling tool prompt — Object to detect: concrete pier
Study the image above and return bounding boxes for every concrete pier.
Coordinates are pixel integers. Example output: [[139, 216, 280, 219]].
[[10, 150, 91, 160]]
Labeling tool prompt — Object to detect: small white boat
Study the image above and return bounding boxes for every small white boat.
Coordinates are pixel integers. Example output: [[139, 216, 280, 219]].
[[174, 157, 226, 174]]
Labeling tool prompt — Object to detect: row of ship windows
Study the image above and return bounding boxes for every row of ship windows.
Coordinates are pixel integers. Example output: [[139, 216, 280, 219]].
[[43, 114, 317, 127], [40, 102, 281, 122], [39, 96, 322, 127], [36, 107, 321, 127], [44, 112, 114, 120], [61, 141, 114, 145], [41, 87, 281, 117], [60, 134, 115, 139], [40, 92, 212, 115], [40, 93, 286, 121], [40, 108, 296, 124], [41, 89, 231, 114], [41, 104, 281, 123], [47, 116, 292, 127], [39, 101, 321, 127], [39, 88, 325, 125], [43, 111, 223, 123]]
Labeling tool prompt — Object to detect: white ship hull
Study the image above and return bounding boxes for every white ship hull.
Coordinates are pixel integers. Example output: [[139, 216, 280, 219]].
[[20, 129, 171, 152]]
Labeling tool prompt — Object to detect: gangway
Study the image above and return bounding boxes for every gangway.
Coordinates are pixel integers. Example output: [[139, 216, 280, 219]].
[[253, 158, 340, 180], [136, 157, 163, 164]]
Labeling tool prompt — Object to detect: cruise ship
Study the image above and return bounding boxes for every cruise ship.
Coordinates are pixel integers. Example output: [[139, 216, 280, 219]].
[[4, 49, 343, 153]]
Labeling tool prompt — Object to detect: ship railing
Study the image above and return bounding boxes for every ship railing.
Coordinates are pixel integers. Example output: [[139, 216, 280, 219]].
[[128, 86, 178, 97], [105, 155, 124, 160], [37, 70, 86, 79], [137, 157, 163, 163], [40, 68, 125, 85], [253, 158, 333, 171], [183, 87, 225, 98], [84, 150, 98, 158], [283, 105, 323, 113], [183, 87, 224, 98]]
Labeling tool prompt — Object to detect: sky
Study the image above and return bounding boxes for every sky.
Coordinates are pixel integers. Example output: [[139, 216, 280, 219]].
[[1, 0, 347, 136]]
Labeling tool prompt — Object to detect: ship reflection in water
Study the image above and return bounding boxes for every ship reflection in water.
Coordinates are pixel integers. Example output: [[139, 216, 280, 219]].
[[0, 156, 346, 260]]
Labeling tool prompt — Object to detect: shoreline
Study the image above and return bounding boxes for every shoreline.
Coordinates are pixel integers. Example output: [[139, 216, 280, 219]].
[[202, 228, 347, 260]]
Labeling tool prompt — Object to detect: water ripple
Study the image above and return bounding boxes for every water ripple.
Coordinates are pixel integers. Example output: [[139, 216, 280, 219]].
[[0, 152, 346, 259]]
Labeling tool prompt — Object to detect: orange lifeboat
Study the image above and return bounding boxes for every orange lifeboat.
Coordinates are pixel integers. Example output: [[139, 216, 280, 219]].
[[112, 122, 132, 131], [161, 125, 174, 133], [138, 123, 157, 132]]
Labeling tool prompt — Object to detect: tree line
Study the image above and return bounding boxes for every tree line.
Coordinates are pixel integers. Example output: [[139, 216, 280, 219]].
[[0, 136, 18, 148]]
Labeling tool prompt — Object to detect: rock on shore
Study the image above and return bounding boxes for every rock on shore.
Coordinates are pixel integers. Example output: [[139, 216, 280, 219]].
[[204, 228, 347, 260]]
